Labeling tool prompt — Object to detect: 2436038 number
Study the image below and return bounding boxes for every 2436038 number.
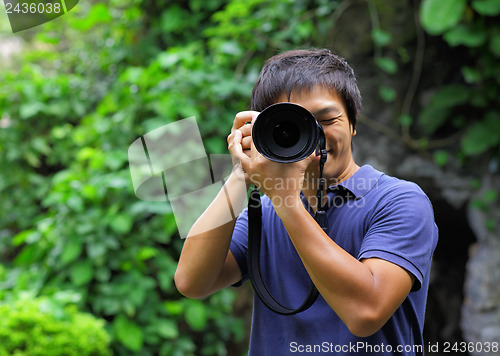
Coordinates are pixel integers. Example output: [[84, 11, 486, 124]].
[[6, 2, 62, 14], [443, 341, 499, 353]]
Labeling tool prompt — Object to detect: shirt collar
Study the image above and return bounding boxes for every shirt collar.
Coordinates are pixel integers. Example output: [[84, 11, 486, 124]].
[[328, 165, 383, 198]]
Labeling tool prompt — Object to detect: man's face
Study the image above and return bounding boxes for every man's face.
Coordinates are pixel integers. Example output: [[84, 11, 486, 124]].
[[275, 86, 357, 184]]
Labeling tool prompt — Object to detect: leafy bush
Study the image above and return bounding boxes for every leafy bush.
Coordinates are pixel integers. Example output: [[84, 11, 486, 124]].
[[0, 295, 110, 356]]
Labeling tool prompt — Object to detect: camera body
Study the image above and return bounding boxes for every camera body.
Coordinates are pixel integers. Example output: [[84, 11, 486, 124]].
[[252, 102, 325, 163]]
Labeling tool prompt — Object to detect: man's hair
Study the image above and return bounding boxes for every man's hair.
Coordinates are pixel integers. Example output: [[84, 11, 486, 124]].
[[251, 49, 362, 130]]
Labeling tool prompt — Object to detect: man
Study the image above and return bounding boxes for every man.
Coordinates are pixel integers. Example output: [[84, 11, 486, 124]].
[[175, 49, 438, 355]]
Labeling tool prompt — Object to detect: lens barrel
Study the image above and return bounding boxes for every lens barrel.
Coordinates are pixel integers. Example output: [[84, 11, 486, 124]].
[[252, 103, 322, 163]]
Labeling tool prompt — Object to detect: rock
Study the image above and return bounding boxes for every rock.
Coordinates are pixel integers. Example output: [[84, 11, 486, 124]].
[[461, 175, 500, 355]]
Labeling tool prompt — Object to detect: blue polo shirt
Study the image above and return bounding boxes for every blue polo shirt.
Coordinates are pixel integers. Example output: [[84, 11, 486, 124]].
[[229, 165, 438, 355]]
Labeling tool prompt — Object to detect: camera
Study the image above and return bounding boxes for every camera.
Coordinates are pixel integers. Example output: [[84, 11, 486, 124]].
[[252, 102, 325, 163]]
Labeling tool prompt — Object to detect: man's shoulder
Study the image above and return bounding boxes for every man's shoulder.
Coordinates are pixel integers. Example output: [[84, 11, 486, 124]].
[[358, 166, 434, 216], [372, 168, 428, 199]]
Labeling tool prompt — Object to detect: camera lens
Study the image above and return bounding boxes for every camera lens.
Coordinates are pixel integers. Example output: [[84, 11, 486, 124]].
[[252, 103, 323, 163], [273, 121, 300, 148]]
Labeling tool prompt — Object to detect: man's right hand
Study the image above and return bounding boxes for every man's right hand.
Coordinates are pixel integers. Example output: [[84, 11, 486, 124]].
[[227, 111, 259, 187]]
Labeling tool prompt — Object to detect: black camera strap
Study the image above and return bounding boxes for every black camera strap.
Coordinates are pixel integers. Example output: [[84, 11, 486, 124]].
[[247, 129, 328, 315]]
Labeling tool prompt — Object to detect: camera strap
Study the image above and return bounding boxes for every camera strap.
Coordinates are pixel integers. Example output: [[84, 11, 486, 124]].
[[247, 130, 328, 315]]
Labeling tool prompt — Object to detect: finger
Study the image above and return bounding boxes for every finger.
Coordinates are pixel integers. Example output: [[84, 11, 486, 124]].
[[232, 130, 251, 167], [239, 122, 252, 136], [228, 123, 251, 148], [232, 111, 259, 132], [241, 136, 252, 150]]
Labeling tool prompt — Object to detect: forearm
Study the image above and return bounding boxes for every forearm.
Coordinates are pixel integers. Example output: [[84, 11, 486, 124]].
[[175, 172, 247, 298], [274, 202, 402, 336]]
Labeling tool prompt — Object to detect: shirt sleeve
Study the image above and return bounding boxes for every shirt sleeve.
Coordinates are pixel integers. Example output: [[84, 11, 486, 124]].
[[357, 182, 438, 291], [229, 207, 249, 286]]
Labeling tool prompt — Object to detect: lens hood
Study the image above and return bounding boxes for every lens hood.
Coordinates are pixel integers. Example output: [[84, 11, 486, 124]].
[[252, 102, 322, 163]]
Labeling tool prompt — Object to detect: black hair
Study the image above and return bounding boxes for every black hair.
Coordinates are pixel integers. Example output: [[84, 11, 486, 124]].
[[251, 49, 362, 130]]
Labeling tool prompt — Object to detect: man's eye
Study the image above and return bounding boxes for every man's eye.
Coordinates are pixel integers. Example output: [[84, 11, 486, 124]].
[[320, 119, 335, 125]]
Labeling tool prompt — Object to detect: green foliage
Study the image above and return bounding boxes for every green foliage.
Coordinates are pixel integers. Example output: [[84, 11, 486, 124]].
[[420, 0, 467, 35], [419, 0, 500, 165], [462, 111, 500, 155], [362, 0, 495, 170], [472, 0, 500, 16], [375, 57, 398, 75], [0, 0, 342, 355], [419, 85, 469, 135], [471, 188, 499, 232], [368, 0, 499, 170], [0, 295, 110, 356], [371, 28, 393, 47]]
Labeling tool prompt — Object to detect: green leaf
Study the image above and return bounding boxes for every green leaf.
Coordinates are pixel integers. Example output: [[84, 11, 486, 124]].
[[471, 197, 487, 211], [70, 261, 94, 286], [483, 189, 498, 204], [87, 242, 107, 259], [462, 66, 482, 83], [375, 57, 397, 74], [433, 150, 449, 167], [24, 151, 40, 167], [60, 239, 83, 264], [109, 213, 133, 234], [444, 24, 487, 47], [13, 230, 40, 246], [220, 41, 243, 56], [419, 85, 469, 134], [155, 319, 179, 339], [432, 85, 469, 109], [160, 5, 189, 34], [163, 301, 184, 315], [489, 29, 500, 57], [113, 314, 143, 352], [19, 102, 45, 119], [371, 28, 392, 47], [379, 86, 396, 103], [472, 0, 500, 16], [31, 137, 52, 155], [420, 0, 466, 35], [135, 247, 157, 261], [67, 196, 84, 213], [461, 111, 500, 155], [81, 184, 99, 201], [486, 219, 496, 231], [185, 301, 208, 331], [398, 114, 413, 126], [14, 245, 37, 265], [71, 3, 113, 31]]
